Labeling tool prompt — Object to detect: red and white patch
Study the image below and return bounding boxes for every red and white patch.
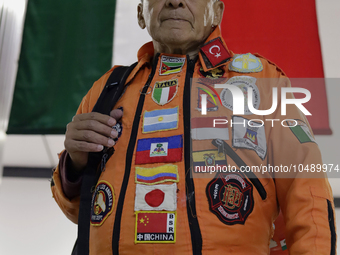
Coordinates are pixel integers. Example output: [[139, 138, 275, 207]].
[[134, 183, 177, 211], [191, 117, 229, 140], [200, 38, 231, 68]]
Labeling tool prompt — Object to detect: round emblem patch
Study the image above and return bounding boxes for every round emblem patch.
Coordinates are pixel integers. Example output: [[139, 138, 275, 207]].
[[220, 76, 260, 115], [90, 181, 115, 226], [229, 53, 263, 73], [206, 171, 254, 225]]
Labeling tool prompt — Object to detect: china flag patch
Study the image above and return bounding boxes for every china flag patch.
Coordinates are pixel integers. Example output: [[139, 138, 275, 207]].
[[135, 211, 176, 243], [135, 135, 183, 164]]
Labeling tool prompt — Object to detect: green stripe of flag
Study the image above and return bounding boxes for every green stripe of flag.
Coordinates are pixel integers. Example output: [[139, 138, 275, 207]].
[[7, 0, 116, 134], [164, 62, 183, 67], [290, 126, 314, 143], [153, 88, 163, 103]]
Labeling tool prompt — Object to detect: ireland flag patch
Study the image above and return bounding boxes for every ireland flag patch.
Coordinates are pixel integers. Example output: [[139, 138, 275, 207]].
[[286, 119, 316, 143], [152, 79, 178, 105], [159, 56, 185, 75]]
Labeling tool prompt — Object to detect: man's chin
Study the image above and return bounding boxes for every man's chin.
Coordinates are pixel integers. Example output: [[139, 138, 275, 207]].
[[158, 32, 195, 46]]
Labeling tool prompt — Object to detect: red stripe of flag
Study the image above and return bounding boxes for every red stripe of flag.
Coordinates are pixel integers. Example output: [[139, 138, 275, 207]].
[[135, 148, 182, 164], [191, 117, 228, 129], [137, 176, 177, 184], [137, 212, 168, 233]]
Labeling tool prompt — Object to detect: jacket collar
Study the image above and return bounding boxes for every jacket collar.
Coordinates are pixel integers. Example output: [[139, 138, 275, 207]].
[[198, 26, 233, 71], [134, 26, 233, 78]]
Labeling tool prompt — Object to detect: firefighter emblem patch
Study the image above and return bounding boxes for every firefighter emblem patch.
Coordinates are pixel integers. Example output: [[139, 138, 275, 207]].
[[206, 172, 253, 225], [90, 181, 115, 226]]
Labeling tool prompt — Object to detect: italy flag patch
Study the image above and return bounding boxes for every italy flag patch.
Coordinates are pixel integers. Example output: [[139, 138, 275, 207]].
[[152, 79, 178, 105]]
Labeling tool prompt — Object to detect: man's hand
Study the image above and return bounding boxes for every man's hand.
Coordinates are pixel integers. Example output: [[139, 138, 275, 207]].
[[64, 109, 123, 171]]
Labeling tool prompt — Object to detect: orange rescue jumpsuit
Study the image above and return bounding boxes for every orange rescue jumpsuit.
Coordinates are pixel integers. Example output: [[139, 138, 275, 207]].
[[51, 27, 336, 255]]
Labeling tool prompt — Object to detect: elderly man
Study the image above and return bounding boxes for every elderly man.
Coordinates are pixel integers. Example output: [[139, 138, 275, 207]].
[[51, 0, 336, 254]]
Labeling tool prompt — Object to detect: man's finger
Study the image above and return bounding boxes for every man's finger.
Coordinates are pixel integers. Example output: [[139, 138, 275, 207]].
[[70, 119, 118, 139], [71, 130, 116, 148], [67, 140, 105, 153], [73, 112, 117, 127], [110, 108, 123, 121]]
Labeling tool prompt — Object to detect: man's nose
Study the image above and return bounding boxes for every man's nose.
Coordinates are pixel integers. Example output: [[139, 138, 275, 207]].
[[165, 0, 186, 8]]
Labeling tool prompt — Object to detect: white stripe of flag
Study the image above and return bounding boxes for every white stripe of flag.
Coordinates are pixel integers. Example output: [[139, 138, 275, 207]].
[[191, 117, 229, 140], [143, 107, 178, 133]]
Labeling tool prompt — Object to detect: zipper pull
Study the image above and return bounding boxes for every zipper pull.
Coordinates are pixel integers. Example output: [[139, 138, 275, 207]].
[[140, 74, 153, 95], [140, 84, 152, 95], [212, 139, 225, 156], [100, 147, 115, 172], [100, 148, 109, 172]]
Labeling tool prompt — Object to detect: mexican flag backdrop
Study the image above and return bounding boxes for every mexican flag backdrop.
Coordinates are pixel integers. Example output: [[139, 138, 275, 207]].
[[7, 0, 331, 134]]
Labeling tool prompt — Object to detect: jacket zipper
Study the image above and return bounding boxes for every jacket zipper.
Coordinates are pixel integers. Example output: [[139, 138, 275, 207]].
[[183, 56, 203, 255], [112, 57, 158, 255], [212, 138, 267, 200]]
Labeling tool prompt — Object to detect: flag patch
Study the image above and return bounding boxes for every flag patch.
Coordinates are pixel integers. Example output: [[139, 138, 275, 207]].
[[134, 183, 177, 211], [200, 37, 231, 68], [232, 116, 267, 160], [159, 55, 185, 75], [135, 211, 176, 243], [135, 165, 179, 185], [280, 239, 287, 251], [191, 117, 229, 140], [192, 150, 226, 173], [135, 135, 183, 164], [152, 79, 178, 105], [229, 53, 263, 73], [286, 119, 316, 143], [143, 107, 178, 133]]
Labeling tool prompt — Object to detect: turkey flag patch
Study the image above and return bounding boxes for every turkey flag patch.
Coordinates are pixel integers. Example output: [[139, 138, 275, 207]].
[[200, 38, 231, 68]]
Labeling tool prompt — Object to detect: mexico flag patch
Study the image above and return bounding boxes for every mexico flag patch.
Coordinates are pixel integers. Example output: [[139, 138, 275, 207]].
[[286, 119, 316, 143], [135, 211, 176, 243], [152, 79, 178, 105]]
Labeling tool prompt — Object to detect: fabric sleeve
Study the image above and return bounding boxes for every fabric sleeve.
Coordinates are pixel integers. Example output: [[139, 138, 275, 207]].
[[59, 150, 83, 200], [267, 74, 336, 254]]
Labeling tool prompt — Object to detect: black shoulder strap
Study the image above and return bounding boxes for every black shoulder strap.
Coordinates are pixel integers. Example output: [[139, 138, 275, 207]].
[[92, 63, 137, 115], [75, 62, 137, 255]]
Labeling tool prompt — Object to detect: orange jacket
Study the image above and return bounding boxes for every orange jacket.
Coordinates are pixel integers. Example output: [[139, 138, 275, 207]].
[[51, 27, 336, 255]]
